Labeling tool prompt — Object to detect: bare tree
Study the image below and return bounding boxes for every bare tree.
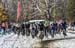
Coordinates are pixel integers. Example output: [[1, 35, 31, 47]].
[[1, 0, 67, 21]]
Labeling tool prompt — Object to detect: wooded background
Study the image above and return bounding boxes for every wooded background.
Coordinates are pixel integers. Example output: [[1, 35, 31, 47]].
[[0, 0, 75, 22]]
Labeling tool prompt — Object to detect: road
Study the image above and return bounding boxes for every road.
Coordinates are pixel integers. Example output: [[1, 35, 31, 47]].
[[0, 31, 75, 48]]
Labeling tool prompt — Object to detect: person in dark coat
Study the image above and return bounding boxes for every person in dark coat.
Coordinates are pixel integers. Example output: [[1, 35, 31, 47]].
[[50, 22, 56, 38], [25, 23, 30, 36], [39, 22, 44, 39], [53, 21, 58, 34], [21, 23, 25, 36], [61, 21, 67, 36]]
